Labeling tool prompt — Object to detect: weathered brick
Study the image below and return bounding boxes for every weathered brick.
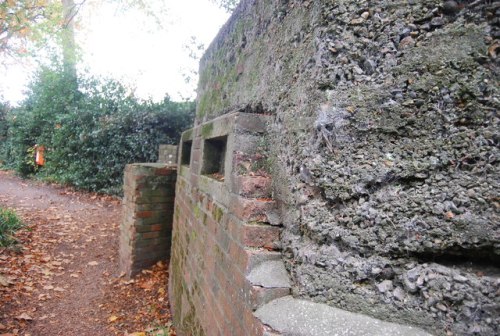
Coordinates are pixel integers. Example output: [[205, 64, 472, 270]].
[[135, 249, 168, 261], [127, 234, 170, 252], [200, 286, 224, 335], [150, 224, 164, 232], [227, 216, 243, 241], [168, 117, 287, 336], [132, 216, 173, 226], [216, 228, 231, 252], [228, 241, 250, 274], [205, 217, 218, 236], [136, 210, 153, 218], [231, 176, 272, 198], [217, 289, 246, 335], [230, 197, 276, 222], [243, 310, 264, 335], [155, 167, 176, 176], [242, 223, 281, 249], [134, 202, 174, 211]]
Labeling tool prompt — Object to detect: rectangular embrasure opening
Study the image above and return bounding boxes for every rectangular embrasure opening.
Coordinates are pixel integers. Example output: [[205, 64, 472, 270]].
[[201, 136, 227, 180], [181, 140, 192, 166]]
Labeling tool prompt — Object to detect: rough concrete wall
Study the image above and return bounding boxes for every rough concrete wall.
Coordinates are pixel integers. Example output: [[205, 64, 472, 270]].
[[158, 145, 178, 165], [120, 163, 176, 277], [197, 0, 499, 335]]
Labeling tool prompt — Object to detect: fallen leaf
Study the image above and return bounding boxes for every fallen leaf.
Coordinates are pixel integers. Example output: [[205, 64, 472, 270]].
[[70, 273, 79, 278], [15, 313, 33, 321], [488, 42, 499, 59], [42, 269, 53, 276], [138, 280, 154, 290], [0, 275, 11, 287], [108, 315, 119, 323], [38, 294, 49, 301], [88, 261, 99, 266]]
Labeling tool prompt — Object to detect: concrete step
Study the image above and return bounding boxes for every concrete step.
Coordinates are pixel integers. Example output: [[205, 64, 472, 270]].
[[255, 296, 433, 336], [246, 259, 291, 310]]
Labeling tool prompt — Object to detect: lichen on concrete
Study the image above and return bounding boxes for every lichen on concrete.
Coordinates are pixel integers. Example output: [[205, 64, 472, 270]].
[[195, 0, 499, 335]]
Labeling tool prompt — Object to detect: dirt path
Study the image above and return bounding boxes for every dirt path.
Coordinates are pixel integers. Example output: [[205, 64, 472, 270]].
[[0, 171, 173, 336]]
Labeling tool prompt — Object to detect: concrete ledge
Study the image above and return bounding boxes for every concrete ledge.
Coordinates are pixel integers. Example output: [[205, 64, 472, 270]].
[[247, 260, 290, 288], [247, 260, 291, 310], [244, 249, 283, 275], [255, 296, 433, 336]]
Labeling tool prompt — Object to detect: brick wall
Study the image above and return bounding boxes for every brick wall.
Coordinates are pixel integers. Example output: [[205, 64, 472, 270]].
[[169, 113, 290, 335], [120, 163, 176, 278]]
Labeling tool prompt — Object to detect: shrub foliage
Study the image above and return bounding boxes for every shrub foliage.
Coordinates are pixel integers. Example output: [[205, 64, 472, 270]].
[[0, 65, 194, 194], [0, 208, 23, 247]]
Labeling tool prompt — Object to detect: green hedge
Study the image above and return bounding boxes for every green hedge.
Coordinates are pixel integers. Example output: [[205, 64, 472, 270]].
[[0, 65, 194, 194], [0, 102, 8, 167]]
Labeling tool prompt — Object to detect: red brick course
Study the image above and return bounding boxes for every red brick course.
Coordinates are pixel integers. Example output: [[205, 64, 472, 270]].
[[232, 176, 272, 198], [243, 224, 281, 250], [119, 163, 177, 278]]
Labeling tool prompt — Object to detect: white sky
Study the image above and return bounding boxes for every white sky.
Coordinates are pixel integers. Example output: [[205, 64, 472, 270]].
[[0, 0, 230, 104]]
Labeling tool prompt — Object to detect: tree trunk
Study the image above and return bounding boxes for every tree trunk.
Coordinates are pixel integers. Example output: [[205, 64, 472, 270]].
[[61, 0, 78, 93]]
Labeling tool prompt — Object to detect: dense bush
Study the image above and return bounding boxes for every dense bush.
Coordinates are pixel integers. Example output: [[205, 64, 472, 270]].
[[0, 208, 23, 247], [0, 65, 194, 194], [0, 102, 8, 165]]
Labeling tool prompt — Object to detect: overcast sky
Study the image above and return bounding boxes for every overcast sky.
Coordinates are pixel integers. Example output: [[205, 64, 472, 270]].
[[0, 0, 230, 105]]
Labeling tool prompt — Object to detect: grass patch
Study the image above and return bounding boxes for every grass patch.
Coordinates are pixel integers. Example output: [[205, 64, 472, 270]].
[[0, 208, 23, 247]]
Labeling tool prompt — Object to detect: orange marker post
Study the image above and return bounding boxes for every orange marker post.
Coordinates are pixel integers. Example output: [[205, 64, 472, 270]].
[[35, 145, 45, 166]]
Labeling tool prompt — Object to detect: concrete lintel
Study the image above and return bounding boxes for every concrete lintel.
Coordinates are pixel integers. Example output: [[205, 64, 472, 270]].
[[182, 112, 270, 142]]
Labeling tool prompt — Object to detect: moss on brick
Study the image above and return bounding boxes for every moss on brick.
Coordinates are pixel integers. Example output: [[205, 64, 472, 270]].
[[212, 205, 224, 223], [191, 230, 198, 242], [193, 204, 202, 220]]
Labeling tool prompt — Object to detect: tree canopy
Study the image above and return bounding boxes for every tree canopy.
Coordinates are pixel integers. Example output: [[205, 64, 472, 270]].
[[0, 0, 63, 57], [0, 0, 174, 60]]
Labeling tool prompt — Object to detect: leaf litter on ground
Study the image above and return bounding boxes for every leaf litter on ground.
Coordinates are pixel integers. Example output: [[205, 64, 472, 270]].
[[0, 171, 175, 335]]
